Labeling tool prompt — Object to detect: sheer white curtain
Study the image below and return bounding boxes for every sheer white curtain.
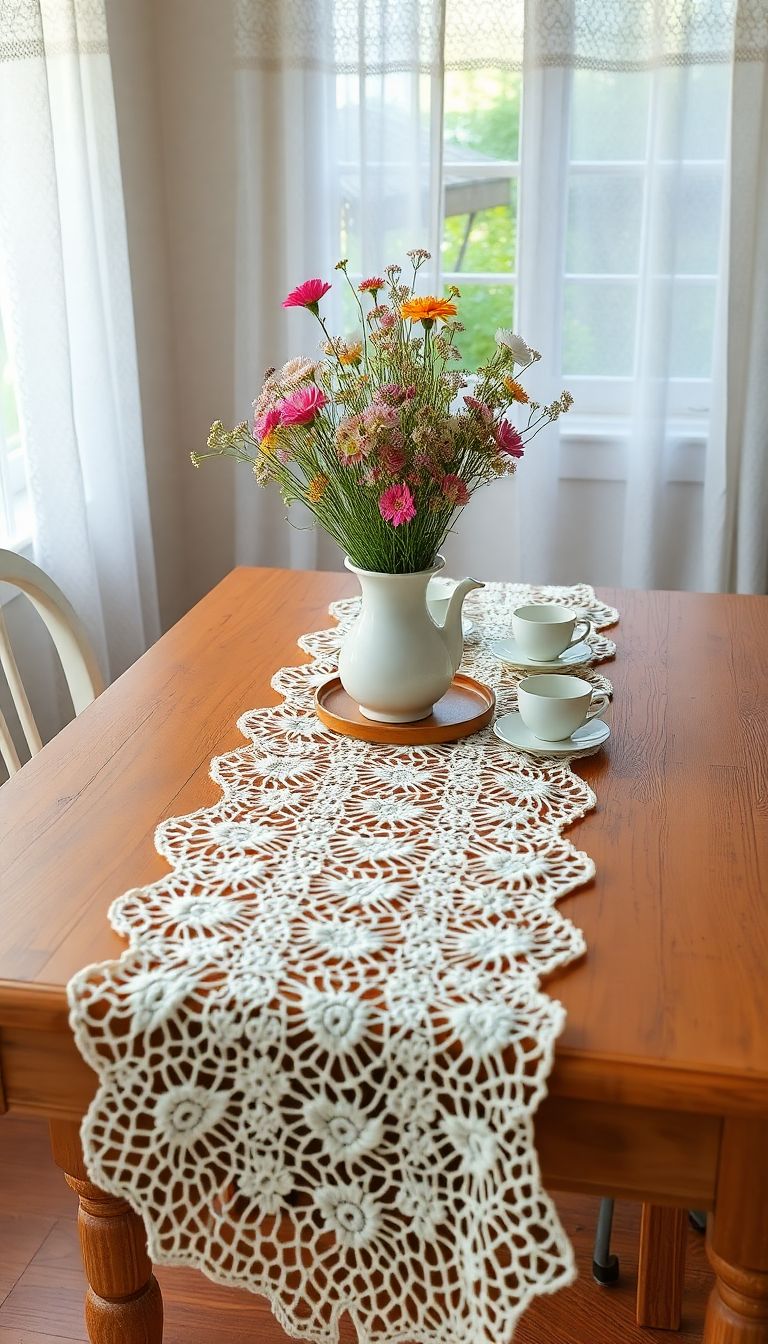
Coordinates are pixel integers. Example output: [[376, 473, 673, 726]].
[[0, 0, 159, 676], [233, 0, 443, 571], [703, 2, 768, 592], [231, 0, 767, 594], [446, 0, 768, 593]]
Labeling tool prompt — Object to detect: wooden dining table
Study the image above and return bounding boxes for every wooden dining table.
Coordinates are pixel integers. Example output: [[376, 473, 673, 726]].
[[1, 567, 767, 1344]]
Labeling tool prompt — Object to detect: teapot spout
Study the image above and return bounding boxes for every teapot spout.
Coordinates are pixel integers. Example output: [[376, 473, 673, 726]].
[[435, 577, 484, 671]]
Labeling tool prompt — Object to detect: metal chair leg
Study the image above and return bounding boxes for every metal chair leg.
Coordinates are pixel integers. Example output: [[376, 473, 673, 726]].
[[689, 1209, 707, 1232], [592, 1197, 620, 1285]]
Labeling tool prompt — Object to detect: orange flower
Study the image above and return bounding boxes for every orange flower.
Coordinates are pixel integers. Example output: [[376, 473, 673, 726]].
[[503, 377, 529, 404], [339, 341, 363, 366], [307, 473, 329, 503], [400, 296, 458, 325]]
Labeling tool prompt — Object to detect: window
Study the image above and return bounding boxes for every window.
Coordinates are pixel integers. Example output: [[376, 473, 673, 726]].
[[562, 65, 728, 419], [0, 307, 32, 550], [440, 69, 521, 368]]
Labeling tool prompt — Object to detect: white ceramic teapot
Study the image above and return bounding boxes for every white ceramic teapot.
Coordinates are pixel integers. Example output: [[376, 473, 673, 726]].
[[338, 556, 484, 722]]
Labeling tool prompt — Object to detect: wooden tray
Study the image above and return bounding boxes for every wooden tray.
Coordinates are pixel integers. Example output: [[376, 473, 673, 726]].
[[314, 674, 495, 744]]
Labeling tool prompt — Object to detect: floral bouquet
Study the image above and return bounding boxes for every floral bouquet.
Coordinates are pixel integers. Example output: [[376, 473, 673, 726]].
[[194, 249, 572, 574]]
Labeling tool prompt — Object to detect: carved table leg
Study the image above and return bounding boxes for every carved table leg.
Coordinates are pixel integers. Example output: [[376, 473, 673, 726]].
[[49, 1119, 163, 1344], [704, 1119, 768, 1344], [636, 1203, 688, 1329]]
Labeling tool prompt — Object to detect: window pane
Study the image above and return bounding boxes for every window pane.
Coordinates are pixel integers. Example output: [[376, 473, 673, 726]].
[[669, 281, 717, 378], [0, 313, 18, 439], [563, 282, 637, 376], [444, 69, 521, 161], [656, 65, 730, 161], [654, 166, 723, 275], [442, 182, 517, 274], [571, 70, 650, 161], [451, 283, 515, 370], [566, 172, 644, 274]]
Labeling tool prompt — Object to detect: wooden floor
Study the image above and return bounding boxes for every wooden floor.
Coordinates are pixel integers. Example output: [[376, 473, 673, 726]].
[[0, 1114, 713, 1343]]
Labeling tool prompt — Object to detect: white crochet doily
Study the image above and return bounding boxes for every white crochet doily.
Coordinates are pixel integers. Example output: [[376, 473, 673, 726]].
[[68, 581, 617, 1344]]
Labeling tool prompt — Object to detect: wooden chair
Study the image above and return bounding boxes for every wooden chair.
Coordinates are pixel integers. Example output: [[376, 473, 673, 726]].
[[593, 1197, 700, 1330], [0, 548, 104, 776]]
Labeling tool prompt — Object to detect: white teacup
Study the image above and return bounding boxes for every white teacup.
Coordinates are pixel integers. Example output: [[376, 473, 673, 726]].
[[511, 603, 591, 662], [518, 674, 610, 742]]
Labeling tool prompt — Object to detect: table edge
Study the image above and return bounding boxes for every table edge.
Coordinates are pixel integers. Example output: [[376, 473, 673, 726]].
[[2, 979, 766, 1117]]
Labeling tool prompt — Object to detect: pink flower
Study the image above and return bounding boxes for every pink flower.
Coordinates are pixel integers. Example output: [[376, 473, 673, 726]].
[[440, 473, 470, 507], [496, 420, 525, 459], [381, 444, 407, 475], [375, 383, 407, 406], [464, 395, 493, 424], [358, 276, 385, 294], [254, 406, 281, 441], [278, 385, 329, 427], [282, 278, 332, 310], [379, 482, 417, 527], [378, 310, 396, 331]]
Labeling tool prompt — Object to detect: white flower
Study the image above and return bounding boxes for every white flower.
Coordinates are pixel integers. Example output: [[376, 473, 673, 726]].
[[457, 927, 533, 961], [315, 1182, 381, 1248], [449, 1002, 517, 1058], [401, 1185, 447, 1237], [126, 970, 189, 1034], [304, 990, 369, 1052], [279, 355, 316, 385], [307, 919, 382, 958], [443, 1114, 498, 1175], [495, 329, 532, 364], [305, 1098, 383, 1160], [154, 1085, 229, 1149], [238, 1154, 293, 1212]]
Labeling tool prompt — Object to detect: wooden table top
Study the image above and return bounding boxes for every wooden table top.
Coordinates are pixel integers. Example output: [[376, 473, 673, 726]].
[[1, 568, 766, 1116]]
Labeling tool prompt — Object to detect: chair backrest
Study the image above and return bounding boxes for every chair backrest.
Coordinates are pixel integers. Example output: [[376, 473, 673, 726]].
[[0, 549, 104, 777]]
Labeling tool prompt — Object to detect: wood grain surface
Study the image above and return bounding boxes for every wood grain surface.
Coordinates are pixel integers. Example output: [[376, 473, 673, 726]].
[[314, 672, 495, 742], [0, 568, 767, 1117]]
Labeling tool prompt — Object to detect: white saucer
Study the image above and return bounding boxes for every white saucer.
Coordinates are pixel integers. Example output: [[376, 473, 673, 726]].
[[490, 636, 593, 671], [494, 712, 610, 758]]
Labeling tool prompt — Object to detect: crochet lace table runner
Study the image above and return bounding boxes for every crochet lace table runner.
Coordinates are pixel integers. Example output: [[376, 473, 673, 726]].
[[68, 580, 618, 1344]]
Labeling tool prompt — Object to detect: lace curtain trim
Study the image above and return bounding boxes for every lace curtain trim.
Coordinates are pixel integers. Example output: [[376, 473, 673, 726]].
[[233, 0, 768, 73], [0, 0, 108, 62], [68, 582, 618, 1344]]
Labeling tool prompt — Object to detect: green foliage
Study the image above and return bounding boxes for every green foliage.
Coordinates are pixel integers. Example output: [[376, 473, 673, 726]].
[[441, 70, 520, 361], [452, 285, 516, 370], [444, 70, 521, 160]]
